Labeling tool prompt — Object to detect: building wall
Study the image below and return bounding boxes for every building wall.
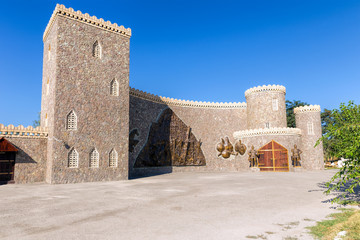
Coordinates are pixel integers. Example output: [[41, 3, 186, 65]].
[[129, 92, 248, 178], [6, 137, 48, 184], [295, 107, 324, 170], [43, 14, 130, 183], [245, 86, 287, 130], [238, 134, 302, 171]]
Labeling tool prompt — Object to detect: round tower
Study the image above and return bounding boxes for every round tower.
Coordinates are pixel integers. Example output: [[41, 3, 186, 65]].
[[245, 85, 287, 130], [294, 105, 324, 170]]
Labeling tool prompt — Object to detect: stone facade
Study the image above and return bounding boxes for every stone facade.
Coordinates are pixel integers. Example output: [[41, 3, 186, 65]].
[[0, 5, 324, 184], [42, 4, 130, 183]]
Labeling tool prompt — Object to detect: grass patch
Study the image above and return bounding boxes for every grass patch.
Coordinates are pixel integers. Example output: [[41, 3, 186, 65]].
[[308, 208, 360, 240]]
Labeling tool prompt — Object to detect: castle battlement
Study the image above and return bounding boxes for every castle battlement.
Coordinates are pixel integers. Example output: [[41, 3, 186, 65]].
[[234, 127, 301, 138], [130, 87, 247, 109], [43, 4, 131, 41], [294, 105, 321, 114], [245, 84, 286, 97], [0, 124, 48, 138]]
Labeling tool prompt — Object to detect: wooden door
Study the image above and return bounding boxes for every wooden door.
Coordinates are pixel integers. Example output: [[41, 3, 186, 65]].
[[258, 140, 289, 172], [0, 152, 15, 183]]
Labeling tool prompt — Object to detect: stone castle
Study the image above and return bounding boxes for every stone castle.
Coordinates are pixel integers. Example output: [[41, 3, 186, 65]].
[[0, 4, 323, 184]]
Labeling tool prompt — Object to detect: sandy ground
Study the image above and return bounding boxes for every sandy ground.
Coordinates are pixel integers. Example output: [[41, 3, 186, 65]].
[[0, 170, 342, 240]]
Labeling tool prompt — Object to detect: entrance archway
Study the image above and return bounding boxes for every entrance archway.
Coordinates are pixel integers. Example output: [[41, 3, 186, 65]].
[[258, 140, 289, 172], [0, 138, 18, 184]]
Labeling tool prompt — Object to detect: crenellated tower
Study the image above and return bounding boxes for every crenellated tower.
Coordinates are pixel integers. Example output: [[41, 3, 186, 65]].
[[294, 105, 324, 170], [245, 85, 287, 130], [41, 4, 131, 183]]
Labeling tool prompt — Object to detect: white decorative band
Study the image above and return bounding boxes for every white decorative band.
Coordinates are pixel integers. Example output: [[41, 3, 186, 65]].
[[43, 4, 131, 41], [0, 124, 48, 138], [294, 105, 321, 114], [130, 87, 247, 109], [233, 127, 301, 138], [245, 84, 286, 97]]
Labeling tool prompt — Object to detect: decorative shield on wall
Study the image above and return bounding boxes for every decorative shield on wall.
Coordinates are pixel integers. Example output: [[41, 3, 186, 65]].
[[134, 108, 206, 167]]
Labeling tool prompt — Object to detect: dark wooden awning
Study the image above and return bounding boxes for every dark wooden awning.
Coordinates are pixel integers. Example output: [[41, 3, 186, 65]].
[[0, 138, 18, 152]]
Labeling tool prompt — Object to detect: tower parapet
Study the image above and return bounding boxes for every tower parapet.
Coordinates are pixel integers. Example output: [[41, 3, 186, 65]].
[[43, 4, 131, 41], [245, 84, 287, 130], [294, 105, 324, 170]]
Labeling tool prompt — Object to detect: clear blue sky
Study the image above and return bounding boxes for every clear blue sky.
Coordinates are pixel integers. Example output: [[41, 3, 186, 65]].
[[1, 0, 359, 127]]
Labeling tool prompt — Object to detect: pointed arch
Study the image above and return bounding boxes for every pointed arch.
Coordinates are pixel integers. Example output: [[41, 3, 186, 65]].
[[66, 110, 77, 130], [110, 79, 119, 96], [68, 148, 79, 168], [109, 148, 118, 167], [89, 148, 99, 168], [92, 40, 101, 59]]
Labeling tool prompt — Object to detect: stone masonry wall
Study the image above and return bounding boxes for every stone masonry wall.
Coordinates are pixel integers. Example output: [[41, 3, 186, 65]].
[[237, 134, 301, 171], [5, 137, 47, 184], [129, 95, 247, 177], [295, 108, 324, 170], [44, 15, 130, 183], [246, 90, 287, 130]]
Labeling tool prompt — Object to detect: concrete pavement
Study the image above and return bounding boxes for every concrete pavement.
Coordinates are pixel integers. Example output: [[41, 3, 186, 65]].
[[0, 170, 341, 240]]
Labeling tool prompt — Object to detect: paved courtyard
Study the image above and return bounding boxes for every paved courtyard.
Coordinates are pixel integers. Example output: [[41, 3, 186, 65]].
[[0, 170, 340, 240]]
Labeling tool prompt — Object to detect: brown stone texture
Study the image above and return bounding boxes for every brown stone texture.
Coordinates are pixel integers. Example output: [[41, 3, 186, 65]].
[[295, 111, 324, 170], [5, 137, 47, 183], [246, 91, 287, 129], [43, 15, 129, 183], [129, 96, 248, 178]]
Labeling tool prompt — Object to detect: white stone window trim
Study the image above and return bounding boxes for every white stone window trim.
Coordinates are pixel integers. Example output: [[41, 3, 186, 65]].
[[110, 79, 119, 96], [307, 122, 314, 135], [68, 148, 79, 168], [90, 148, 100, 168], [109, 149, 118, 168], [66, 110, 77, 130], [272, 98, 278, 111], [93, 40, 102, 59]]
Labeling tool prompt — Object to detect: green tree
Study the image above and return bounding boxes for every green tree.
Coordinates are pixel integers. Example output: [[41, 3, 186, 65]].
[[317, 101, 360, 202], [32, 112, 40, 128], [286, 100, 308, 128], [321, 108, 337, 160]]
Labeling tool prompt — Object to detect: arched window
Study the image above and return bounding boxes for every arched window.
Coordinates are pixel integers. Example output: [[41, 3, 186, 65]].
[[90, 148, 99, 168], [66, 110, 77, 130], [110, 79, 119, 96], [68, 148, 79, 168], [93, 41, 101, 59], [109, 149, 118, 167], [272, 98, 278, 111]]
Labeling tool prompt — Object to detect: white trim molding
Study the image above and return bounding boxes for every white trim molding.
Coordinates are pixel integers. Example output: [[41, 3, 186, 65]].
[[234, 127, 301, 139], [294, 105, 321, 114], [245, 84, 286, 97]]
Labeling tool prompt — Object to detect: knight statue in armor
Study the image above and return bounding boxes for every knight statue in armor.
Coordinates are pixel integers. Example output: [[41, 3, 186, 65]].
[[291, 144, 302, 167], [248, 145, 259, 167]]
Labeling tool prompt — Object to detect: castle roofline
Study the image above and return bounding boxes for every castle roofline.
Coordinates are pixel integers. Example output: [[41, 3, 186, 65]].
[[233, 127, 301, 139], [43, 4, 131, 41], [130, 87, 247, 109], [294, 105, 321, 114], [245, 84, 286, 97]]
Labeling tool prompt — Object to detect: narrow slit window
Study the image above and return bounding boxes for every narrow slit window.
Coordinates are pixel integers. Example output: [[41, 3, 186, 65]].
[[68, 148, 79, 168], [90, 148, 99, 168], [272, 98, 278, 111], [265, 122, 270, 128], [93, 41, 101, 59], [66, 110, 77, 130], [46, 78, 50, 95], [109, 149, 118, 167], [110, 79, 119, 96], [307, 122, 314, 135], [48, 44, 51, 61]]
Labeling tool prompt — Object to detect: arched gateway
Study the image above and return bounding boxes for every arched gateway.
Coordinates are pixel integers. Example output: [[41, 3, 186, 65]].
[[258, 140, 289, 172]]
